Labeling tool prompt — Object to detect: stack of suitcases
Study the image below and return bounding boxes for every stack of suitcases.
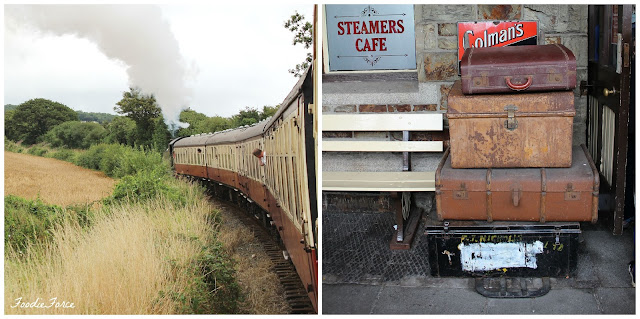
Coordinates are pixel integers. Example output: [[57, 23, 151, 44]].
[[437, 43, 599, 223], [428, 44, 599, 280]]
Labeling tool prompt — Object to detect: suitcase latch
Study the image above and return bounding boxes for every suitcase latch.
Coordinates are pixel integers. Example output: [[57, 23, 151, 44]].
[[453, 183, 468, 200], [504, 105, 518, 131], [565, 183, 581, 201]]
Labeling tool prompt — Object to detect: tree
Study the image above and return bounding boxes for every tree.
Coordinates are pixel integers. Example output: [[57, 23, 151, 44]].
[[176, 108, 207, 136], [231, 107, 261, 127], [5, 110, 15, 128], [151, 115, 172, 153], [5, 98, 78, 144], [173, 105, 277, 138], [4, 104, 18, 112], [77, 110, 117, 124], [104, 116, 137, 146], [42, 121, 106, 149], [200, 116, 232, 133], [284, 11, 313, 77], [176, 109, 207, 137], [179, 108, 208, 124], [114, 88, 162, 147], [175, 109, 233, 137], [260, 105, 279, 120]]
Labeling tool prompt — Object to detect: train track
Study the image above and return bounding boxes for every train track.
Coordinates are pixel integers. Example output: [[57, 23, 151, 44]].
[[208, 186, 316, 314]]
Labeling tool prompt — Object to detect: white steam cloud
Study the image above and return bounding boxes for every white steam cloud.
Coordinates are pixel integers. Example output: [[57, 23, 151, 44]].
[[5, 4, 193, 127]]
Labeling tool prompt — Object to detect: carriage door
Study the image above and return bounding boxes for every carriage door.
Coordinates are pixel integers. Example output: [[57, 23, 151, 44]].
[[584, 5, 634, 235]]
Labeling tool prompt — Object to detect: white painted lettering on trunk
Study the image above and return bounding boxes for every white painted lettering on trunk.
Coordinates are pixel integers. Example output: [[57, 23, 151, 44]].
[[457, 241, 544, 272]]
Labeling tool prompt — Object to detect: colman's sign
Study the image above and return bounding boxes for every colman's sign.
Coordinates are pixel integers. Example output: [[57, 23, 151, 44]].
[[457, 21, 538, 72]]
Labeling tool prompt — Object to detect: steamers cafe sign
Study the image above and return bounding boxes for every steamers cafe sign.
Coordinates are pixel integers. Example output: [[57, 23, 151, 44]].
[[326, 4, 417, 71]]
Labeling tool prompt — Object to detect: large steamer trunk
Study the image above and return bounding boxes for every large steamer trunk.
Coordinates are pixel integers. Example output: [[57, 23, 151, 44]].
[[426, 220, 580, 277], [435, 145, 599, 223], [447, 80, 575, 168], [460, 44, 576, 94]]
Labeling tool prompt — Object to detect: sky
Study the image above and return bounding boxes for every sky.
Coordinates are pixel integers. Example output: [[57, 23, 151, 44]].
[[4, 4, 314, 120]]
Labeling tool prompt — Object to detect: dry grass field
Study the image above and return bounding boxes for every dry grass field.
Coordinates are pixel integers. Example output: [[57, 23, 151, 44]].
[[5, 151, 116, 206]]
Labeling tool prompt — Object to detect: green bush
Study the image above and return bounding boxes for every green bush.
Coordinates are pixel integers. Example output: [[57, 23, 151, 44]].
[[26, 145, 49, 157], [103, 116, 136, 146], [106, 168, 178, 204], [95, 144, 123, 177], [160, 240, 242, 314], [200, 241, 241, 313], [5, 137, 25, 153], [65, 203, 95, 228], [47, 148, 79, 162], [42, 121, 106, 149], [76, 144, 109, 171], [115, 146, 167, 178], [4, 195, 63, 251], [76, 143, 169, 179]]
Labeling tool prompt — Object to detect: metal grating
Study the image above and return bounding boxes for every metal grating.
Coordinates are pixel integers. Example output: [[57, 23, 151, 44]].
[[322, 209, 431, 284]]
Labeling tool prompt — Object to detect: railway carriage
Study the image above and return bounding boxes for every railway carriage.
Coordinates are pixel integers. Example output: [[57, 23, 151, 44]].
[[169, 65, 318, 312]]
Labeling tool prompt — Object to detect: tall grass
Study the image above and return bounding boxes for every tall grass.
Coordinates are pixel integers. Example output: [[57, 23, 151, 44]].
[[5, 142, 244, 314], [5, 181, 240, 314]]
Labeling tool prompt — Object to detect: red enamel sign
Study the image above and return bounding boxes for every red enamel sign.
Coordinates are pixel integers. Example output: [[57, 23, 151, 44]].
[[457, 21, 538, 62]]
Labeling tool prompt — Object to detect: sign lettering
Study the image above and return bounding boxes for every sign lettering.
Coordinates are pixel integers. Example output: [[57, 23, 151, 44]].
[[326, 5, 416, 71]]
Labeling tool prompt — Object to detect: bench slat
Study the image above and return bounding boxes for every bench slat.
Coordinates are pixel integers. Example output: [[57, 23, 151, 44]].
[[323, 171, 435, 191], [323, 140, 443, 152], [323, 113, 443, 131]]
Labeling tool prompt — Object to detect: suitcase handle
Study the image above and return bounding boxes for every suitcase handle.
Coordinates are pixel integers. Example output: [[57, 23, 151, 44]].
[[505, 76, 532, 91], [512, 188, 521, 207]]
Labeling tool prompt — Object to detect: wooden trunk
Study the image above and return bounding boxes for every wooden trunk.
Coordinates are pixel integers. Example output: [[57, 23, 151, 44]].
[[447, 80, 575, 168], [435, 145, 599, 223], [460, 44, 576, 94]]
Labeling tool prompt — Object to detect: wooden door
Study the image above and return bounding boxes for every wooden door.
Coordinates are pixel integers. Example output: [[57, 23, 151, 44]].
[[585, 5, 634, 235]]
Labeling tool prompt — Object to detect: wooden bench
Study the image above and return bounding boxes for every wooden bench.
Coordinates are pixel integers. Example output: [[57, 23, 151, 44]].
[[322, 112, 444, 249]]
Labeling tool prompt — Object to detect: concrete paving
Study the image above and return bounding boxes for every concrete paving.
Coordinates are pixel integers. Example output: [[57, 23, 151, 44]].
[[321, 213, 636, 314]]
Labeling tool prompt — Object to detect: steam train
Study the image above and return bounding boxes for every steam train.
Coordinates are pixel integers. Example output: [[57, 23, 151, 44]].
[[167, 65, 318, 312]]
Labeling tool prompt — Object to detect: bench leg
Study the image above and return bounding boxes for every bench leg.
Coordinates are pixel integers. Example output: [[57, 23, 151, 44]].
[[390, 192, 422, 250], [392, 192, 404, 242]]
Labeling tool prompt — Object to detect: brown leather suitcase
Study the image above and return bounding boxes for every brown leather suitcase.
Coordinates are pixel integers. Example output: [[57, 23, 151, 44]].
[[447, 80, 575, 168], [460, 44, 576, 94], [435, 145, 599, 223]]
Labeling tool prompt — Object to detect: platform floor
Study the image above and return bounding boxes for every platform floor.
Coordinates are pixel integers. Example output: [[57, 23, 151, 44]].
[[321, 206, 636, 314]]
